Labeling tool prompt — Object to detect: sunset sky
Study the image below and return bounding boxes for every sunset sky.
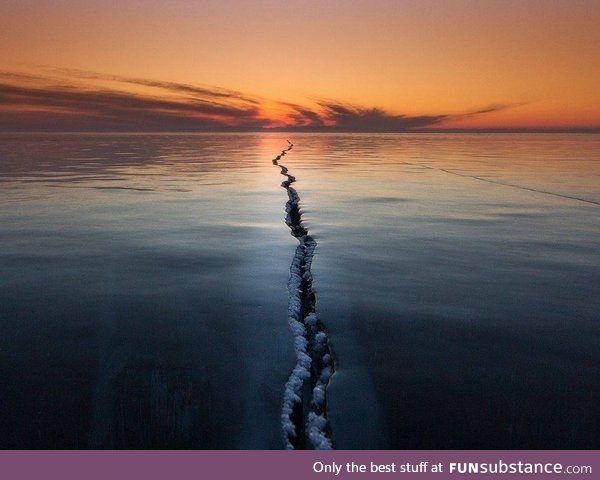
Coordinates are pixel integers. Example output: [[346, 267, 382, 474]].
[[1, 0, 599, 131]]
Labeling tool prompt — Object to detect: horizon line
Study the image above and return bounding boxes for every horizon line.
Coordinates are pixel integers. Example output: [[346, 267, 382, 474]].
[[1, 128, 599, 134]]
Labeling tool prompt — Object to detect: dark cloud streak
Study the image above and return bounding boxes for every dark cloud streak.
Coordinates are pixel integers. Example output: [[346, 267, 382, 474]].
[[0, 72, 268, 131], [0, 69, 530, 132], [319, 101, 448, 131], [48, 68, 261, 106], [277, 101, 525, 132]]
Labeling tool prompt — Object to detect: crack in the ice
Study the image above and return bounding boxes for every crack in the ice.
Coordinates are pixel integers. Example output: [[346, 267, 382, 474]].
[[273, 140, 335, 450], [437, 168, 600, 206], [400, 160, 599, 207]]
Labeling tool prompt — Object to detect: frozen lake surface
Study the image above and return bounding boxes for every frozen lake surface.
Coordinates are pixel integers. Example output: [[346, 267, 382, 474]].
[[1, 133, 598, 448]]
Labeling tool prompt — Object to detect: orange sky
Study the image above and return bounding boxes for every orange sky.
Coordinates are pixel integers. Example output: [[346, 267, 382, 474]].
[[1, 0, 599, 131]]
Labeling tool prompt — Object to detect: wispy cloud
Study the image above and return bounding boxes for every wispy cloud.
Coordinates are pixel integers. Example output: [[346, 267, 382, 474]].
[[277, 100, 524, 132], [317, 101, 449, 131], [0, 70, 268, 131], [48, 67, 261, 106], [0, 69, 525, 132]]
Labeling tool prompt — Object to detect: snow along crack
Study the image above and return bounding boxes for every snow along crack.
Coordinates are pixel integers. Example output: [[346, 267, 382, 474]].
[[273, 140, 335, 450]]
